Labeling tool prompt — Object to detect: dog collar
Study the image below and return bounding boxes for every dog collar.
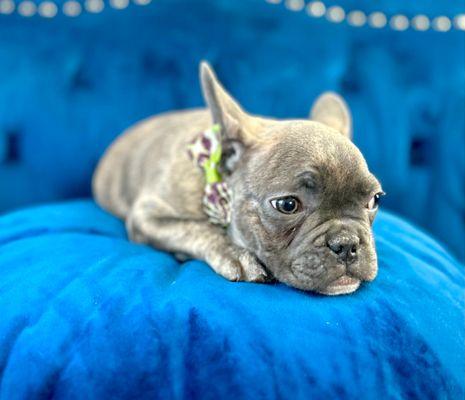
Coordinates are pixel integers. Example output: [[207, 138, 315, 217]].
[[187, 125, 232, 227]]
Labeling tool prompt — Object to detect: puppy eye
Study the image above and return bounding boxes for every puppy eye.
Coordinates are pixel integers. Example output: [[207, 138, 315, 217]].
[[270, 196, 300, 214], [367, 192, 385, 211]]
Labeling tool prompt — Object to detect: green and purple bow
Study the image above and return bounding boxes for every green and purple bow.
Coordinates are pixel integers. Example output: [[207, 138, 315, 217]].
[[187, 125, 232, 227]]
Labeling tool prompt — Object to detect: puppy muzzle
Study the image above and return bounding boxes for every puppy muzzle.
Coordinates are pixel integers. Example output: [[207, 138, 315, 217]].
[[287, 223, 377, 295]]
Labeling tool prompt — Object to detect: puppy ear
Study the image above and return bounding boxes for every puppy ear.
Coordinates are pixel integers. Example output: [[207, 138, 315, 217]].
[[200, 61, 256, 145], [310, 92, 352, 139]]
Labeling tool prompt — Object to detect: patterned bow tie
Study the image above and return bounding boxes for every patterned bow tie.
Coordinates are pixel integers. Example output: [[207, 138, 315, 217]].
[[187, 125, 232, 227]]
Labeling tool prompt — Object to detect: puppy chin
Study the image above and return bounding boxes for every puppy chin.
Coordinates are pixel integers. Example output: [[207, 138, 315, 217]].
[[279, 260, 374, 295], [274, 267, 337, 293], [316, 275, 361, 296], [278, 272, 360, 295]]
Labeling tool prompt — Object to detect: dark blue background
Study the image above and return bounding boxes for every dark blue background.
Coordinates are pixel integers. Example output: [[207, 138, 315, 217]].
[[0, 0, 464, 260]]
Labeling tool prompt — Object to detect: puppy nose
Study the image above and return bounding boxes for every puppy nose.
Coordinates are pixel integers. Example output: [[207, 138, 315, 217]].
[[327, 236, 358, 264]]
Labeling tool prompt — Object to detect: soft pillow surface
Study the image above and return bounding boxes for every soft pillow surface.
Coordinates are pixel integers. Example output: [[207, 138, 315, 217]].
[[0, 200, 463, 399]]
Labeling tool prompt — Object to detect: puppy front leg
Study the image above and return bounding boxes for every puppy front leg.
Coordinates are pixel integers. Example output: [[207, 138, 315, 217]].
[[126, 202, 268, 282]]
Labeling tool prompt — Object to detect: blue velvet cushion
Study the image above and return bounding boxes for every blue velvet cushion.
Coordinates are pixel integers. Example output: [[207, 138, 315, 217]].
[[0, 200, 463, 399]]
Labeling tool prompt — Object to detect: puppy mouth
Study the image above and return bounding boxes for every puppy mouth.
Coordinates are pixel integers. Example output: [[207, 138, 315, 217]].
[[317, 275, 361, 296]]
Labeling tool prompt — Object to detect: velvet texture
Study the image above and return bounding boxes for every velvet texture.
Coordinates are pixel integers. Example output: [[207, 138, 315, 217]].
[[0, 200, 463, 399], [0, 0, 464, 261]]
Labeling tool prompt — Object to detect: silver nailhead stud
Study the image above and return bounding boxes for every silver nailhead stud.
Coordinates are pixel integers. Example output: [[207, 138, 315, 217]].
[[368, 12, 387, 28], [18, 0, 36, 16], [0, 0, 15, 14], [38, 1, 57, 17], [326, 5, 345, 23], [347, 10, 366, 27], [432, 16, 452, 32], [390, 14, 409, 31], [63, 0, 82, 16], [85, 0, 104, 13], [454, 14, 465, 30], [411, 14, 430, 31]]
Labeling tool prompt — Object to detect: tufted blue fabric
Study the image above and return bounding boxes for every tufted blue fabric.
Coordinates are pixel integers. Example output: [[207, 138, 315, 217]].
[[0, 200, 463, 399], [0, 0, 463, 262]]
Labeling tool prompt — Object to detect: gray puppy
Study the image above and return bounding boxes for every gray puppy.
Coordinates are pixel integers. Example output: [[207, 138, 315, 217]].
[[93, 62, 383, 295]]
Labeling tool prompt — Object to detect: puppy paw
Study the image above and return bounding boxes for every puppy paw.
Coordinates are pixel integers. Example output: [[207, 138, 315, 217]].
[[217, 261, 243, 282], [125, 214, 148, 244], [126, 224, 145, 244], [236, 250, 269, 283], [209, 248, 269, 283]]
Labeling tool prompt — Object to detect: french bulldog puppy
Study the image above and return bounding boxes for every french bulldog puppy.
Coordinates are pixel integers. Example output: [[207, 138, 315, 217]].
[[93, 62, 383, 295]]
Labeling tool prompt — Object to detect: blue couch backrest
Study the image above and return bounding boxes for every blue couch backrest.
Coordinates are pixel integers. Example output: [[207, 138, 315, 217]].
[[0, 0, 464, 260]]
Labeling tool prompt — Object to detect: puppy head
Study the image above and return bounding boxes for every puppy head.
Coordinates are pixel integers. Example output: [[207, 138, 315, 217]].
[[200, 62, 383, 295]]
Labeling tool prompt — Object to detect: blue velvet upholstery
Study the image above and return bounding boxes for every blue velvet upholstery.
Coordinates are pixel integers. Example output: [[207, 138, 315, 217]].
[[0, 0, 464, 261], [0, 200, 463, 399]]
